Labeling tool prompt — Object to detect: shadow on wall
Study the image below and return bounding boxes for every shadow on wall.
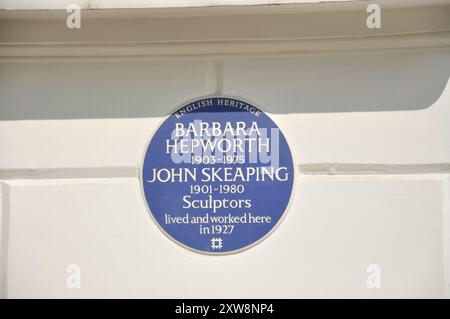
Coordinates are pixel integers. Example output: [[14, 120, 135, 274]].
[[0, 48, 449, 120]]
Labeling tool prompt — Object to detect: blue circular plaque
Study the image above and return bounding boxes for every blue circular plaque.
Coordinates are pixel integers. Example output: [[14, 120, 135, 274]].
[[141, 96, 294, 254]]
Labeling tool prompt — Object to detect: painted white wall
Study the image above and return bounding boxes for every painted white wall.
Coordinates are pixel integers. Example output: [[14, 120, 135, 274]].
[[3, 175, 445, 298], [0, 3, 449, 298], [2, 0, 449, 11], [0, 0, 426, 11]]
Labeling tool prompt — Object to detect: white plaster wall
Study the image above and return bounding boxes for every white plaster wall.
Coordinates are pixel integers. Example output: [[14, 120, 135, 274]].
[[2, 175, 445, 298], [0, 4, 449, 298]]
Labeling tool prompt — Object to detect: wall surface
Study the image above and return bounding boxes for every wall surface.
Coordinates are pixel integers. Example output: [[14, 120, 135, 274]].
[[0, 2, 450, 298]]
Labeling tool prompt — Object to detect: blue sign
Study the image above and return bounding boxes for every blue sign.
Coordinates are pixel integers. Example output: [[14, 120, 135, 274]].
[[141, 97, 294, 254]]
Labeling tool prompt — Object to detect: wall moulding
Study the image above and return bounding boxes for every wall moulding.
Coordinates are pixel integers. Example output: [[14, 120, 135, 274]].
[[1, 32, 450, 61]]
